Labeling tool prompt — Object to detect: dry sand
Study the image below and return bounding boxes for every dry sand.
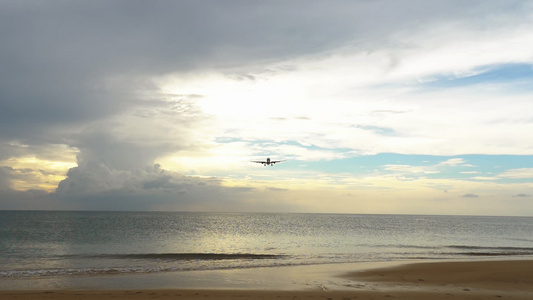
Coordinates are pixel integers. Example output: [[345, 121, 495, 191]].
[[1, 259, 532, 300]]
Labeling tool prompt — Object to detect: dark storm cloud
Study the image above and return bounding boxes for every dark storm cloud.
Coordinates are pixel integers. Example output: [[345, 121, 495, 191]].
[[0, 167, 12, 190], [0, 189, 58, 210], [1, 0, 377, 151], [68, 92, 210, 171], [55, 163, 205, 197], [53, 163, 262, 211], [1, 0, 525, 142], [0, 142, 76, 164], [73, 128, 166, 171]]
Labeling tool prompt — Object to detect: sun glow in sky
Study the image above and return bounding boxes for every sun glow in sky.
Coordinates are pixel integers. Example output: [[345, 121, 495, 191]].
[[1, 1, 533, 215]]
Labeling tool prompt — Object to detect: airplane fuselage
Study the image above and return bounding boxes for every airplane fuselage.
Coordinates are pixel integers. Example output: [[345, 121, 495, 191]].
[[251, 157, 282, 166]]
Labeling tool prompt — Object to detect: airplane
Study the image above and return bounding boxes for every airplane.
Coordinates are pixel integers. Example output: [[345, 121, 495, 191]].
[[251, 158, 284, 166]]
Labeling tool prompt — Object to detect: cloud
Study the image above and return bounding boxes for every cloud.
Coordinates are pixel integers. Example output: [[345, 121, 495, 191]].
[[52, 161, 305, 212], [0, 166, 12, 190], [1, 1, 533, 214], [513, 193, 532, 197], [56, 162, 220, 197], [383, 165, 437, 174], [499, 168, 533, 179], [266, 187, 289, 192], [2, 1, 532, 159], [54, 161, 245, 210], [462, 193, 479, 198], [470, 177, 498, 181], [356, 125, 398, 136], [382, 157, 472, 177], [0, 188, 61, 210], [438, 158, 466, 166]]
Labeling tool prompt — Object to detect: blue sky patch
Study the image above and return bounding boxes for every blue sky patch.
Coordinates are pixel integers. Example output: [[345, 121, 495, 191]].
[[299, 153, 533, 183], [420, 63, 533, 89]]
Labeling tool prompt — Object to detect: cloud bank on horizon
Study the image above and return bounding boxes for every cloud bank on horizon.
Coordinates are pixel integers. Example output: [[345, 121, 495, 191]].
[[1, 0, 532, 215]]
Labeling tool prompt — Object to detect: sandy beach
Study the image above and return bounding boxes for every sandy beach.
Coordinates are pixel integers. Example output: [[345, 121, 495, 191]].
[[1, 259, 532, 300]]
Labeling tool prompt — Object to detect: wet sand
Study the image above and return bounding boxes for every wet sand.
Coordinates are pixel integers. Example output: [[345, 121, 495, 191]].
[[1, 259, 532, 299]]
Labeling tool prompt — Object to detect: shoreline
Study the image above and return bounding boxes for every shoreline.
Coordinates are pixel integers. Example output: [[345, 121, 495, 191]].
[[1, 259, 532, 299]]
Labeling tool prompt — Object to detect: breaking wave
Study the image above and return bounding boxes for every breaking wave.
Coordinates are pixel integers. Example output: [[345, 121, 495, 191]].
[[0, 253, 288, 278], [446, 245, 533, 256], [82, 253, 285, 260]]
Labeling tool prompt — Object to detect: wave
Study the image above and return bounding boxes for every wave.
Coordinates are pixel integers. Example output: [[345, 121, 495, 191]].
[[67, 253, 286, 260], [448, 245, 533, 252], [372, 244, 533, 257], [0, 253, 289, 278], [3, 248, 532, 279], [445, 245, 533, 257], [389, 245, 533, 259], [0, 253, 289, 279], [448, 245, 533, 251], [0, 267, 149, 278]]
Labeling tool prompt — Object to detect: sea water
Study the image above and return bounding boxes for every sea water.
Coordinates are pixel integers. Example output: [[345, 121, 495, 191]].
[[1, 211, 532, 280]]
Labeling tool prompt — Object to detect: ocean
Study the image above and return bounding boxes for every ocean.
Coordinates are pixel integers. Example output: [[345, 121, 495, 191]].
[[1, 211, 532, 287]]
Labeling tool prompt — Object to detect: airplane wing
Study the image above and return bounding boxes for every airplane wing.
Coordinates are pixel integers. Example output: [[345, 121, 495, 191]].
[[251, 161, 266, 164]]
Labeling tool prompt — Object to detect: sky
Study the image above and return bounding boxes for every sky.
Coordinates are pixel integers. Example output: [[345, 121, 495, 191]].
[[1, 0, 533, 215]]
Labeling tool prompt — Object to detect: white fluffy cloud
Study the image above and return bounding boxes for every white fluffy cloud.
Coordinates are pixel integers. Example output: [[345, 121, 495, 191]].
[[499, 168, 533, 179]]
